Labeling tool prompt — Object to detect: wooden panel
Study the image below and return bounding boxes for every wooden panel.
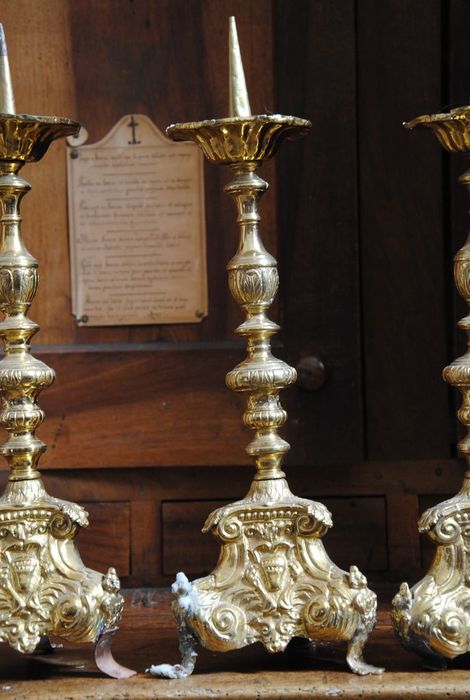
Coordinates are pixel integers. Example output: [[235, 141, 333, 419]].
[[386, 493, 420, 578], [37, 345, 249, 468], [76, 501, 131, 577], [357, 0, 449, 459], [38, 459, 464, 504], [130, 500, 160, 585], [36, 343, 362, 471], [162, 496, 387, 576], [276, 0, 363, 465], [0, 458, 461, 585], [162, 500, 229, 575], [319, 496, 387, 572]]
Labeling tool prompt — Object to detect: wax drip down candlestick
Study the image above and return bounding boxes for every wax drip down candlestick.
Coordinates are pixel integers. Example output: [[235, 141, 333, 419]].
[[148, 17, 383, 678], [0, 24, 134, 679], [392, 105, 470, 669]]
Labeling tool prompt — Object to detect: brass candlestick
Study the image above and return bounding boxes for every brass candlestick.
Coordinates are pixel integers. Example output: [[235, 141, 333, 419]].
[[149, 18, 382, 678], [392, 106, 470, 668], [0, 26, 134, 678]]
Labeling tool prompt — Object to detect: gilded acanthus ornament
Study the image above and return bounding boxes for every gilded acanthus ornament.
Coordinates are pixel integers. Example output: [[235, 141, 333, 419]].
[[0, 25, 134, 678], [148, 17, 382, 678], [392, 107, 470, 668]]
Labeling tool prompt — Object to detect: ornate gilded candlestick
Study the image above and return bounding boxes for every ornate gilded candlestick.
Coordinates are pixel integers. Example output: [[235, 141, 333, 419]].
[[392, 106, 470, 668], [0, 26, 134, 678], [149, 18, 382, 678]]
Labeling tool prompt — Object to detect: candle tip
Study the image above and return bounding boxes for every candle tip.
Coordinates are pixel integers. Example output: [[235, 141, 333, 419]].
[[0, 24, 15, 114], [228, 16, 251, 118]]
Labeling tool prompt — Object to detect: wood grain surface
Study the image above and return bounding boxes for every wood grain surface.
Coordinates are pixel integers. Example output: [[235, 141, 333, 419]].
[[357, 0, 449, 461], [276, 0, 364, 465], [36, 345, 249, 468]]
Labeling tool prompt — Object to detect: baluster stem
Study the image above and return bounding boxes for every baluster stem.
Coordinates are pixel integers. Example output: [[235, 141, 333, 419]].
[[0, 163, 53, 487], [225, 165, 295, 481]]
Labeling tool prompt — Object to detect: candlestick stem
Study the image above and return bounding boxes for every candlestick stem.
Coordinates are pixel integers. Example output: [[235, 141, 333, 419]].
[[225, 164, 293, 480]]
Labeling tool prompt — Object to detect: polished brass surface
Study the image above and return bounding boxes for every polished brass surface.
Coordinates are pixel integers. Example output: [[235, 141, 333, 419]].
[[0, 25, 134, 679], [405, 106, 470, 152], [168, 115, 310, 165], [149, 17, 382, 679], [392, 107, 470, 668]]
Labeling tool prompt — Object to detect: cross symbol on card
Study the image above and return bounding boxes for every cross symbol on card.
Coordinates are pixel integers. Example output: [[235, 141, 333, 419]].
[[127, 115, 141, 145]]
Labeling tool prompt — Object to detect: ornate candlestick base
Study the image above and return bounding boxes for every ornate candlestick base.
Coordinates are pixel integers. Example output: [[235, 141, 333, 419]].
[[149, 19, 382, 678], [155, 478, 379, 677], [0, 28, 134, 678], [392, 106, 470, 668], [0, 479, 128, 677]]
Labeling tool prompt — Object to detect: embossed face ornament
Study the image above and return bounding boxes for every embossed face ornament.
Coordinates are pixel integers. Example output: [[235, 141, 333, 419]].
[[4, 542, 42, 593], [0, 519, 49, 595], [253, 545, 289, 592]]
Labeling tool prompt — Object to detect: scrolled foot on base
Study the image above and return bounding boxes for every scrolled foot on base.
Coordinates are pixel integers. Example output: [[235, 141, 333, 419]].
[[94, 567, 136, 678], [95, 627, 136, 679], [392, 496, 470, 670], [305, 565, 383, 676], [346, 566, 384, 675], [147, 572, 198, 678], [392, 576, 468, 670], [346, 624, 384, 675]]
